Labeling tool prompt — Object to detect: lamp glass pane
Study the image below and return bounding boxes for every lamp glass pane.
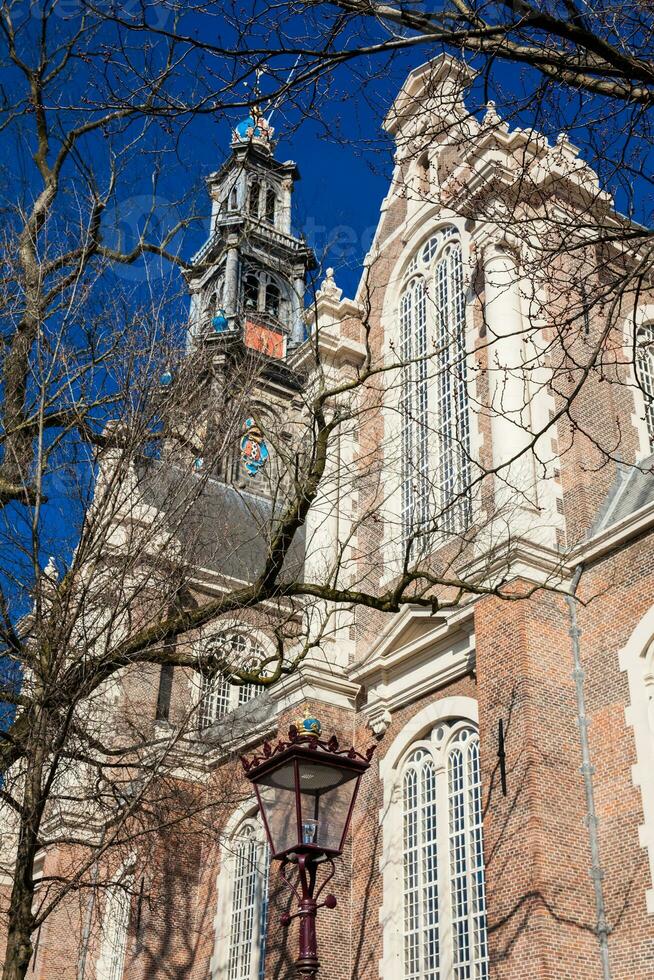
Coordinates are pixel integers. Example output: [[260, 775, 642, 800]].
[[299, 766, 359, 853], [254, 760, 299, 855]]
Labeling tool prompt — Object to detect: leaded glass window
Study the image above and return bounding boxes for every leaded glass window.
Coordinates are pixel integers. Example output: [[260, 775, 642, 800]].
[[401, 723, 488, 980], [398, 226, 471, 545], [197, 633, 263, 729], [636, 324, 654, 450], [226, 822, 270, 980], [400, 277, 429, 541]]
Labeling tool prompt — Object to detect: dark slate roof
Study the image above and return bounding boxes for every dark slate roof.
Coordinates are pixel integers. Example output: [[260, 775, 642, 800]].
[[135, 460, 305, 583], [593, 453, 654, 533]]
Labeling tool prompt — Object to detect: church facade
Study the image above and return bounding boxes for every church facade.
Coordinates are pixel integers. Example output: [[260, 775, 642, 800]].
[[18, 55, 654, 980]]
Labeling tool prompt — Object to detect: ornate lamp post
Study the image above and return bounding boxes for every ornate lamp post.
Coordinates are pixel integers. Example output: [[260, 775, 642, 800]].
[[242, 716, 374, 978]]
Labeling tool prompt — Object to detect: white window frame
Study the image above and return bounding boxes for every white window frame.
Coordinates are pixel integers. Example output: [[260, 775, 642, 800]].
[[379, 697, 488, 979], [96, 872, 133, 980], [210, 808, 270, 980], [635, 322, 654, 453], [623, 305, 654, 460], [196, 632, 264, 730], [619, 605, 654, 914]]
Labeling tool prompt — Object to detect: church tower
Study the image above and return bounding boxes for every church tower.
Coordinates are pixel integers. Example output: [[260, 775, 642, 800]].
[[186, 105, 315, 354], [179, 105, 316, 486]]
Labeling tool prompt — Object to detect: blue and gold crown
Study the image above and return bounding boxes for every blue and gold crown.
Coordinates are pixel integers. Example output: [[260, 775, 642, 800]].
[[296, 707, 321, 737]]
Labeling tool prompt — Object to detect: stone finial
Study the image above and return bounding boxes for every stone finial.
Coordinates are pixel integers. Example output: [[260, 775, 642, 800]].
[[317, 267, 343, 303], [554, 131, 578, 161], [43, 556, 58, 581], [482, 101, 502, 127]]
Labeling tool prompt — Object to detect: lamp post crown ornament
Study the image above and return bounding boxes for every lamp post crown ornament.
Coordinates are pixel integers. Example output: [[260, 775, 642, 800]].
[[241, 716, 375, 774]]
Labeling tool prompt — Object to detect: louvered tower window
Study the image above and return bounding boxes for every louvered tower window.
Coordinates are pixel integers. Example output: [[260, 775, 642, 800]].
[[401, 723, 488, 980]]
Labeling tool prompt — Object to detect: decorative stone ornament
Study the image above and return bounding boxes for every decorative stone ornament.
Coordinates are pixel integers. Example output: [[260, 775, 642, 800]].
[[316, 267, 342, 303], [240, 417, 269, 476], [212, 308, 228, 333], [482, 101, 502, 127]]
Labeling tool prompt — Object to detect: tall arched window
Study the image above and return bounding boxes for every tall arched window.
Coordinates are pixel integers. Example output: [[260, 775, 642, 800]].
[[400, 276, 429, 540], [398, 227, 471, 544], [227, 824, 269, 980], [635, 323, 654, 450], [212, 817, 270, 980], [401, 722, 488, 979], [197, 634, 263, 730], [96, 875, 132, 980]]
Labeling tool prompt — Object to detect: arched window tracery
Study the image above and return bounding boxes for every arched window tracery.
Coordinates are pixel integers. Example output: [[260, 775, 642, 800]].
[[398, 226, 471, 544], [241, 268, 288, 326], [400, 722, 488, 980], [197, 633, 263, 730]]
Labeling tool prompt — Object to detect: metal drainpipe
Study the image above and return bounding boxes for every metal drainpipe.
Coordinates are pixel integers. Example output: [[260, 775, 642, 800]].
[[566, 565, 612, 980]]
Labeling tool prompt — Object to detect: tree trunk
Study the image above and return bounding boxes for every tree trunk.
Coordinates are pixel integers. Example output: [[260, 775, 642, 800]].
[[2, 831, 38, 980]]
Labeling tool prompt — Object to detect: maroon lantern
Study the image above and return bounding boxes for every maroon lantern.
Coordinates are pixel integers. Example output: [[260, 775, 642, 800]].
[[242, 721, 374, 978]]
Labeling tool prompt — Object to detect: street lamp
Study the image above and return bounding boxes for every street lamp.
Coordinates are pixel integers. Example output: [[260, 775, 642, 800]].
[[242, 716, 374, 978]]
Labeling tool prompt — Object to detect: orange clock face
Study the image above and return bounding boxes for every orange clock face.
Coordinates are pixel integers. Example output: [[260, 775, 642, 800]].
[[244, 319, 285, 359]]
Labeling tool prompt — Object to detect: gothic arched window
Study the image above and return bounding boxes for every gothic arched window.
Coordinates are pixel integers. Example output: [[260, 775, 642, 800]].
[[398, 226, 471, 544], [635, 323, 654, 450], [401, 722, 488, 980], [197, 633, 263, 730]]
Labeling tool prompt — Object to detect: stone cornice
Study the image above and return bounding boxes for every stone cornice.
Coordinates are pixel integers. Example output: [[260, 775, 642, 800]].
[[289, 323, 367, 372]]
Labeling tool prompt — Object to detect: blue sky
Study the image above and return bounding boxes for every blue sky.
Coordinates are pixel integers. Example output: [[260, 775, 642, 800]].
[[0, 10, 651, 635]]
